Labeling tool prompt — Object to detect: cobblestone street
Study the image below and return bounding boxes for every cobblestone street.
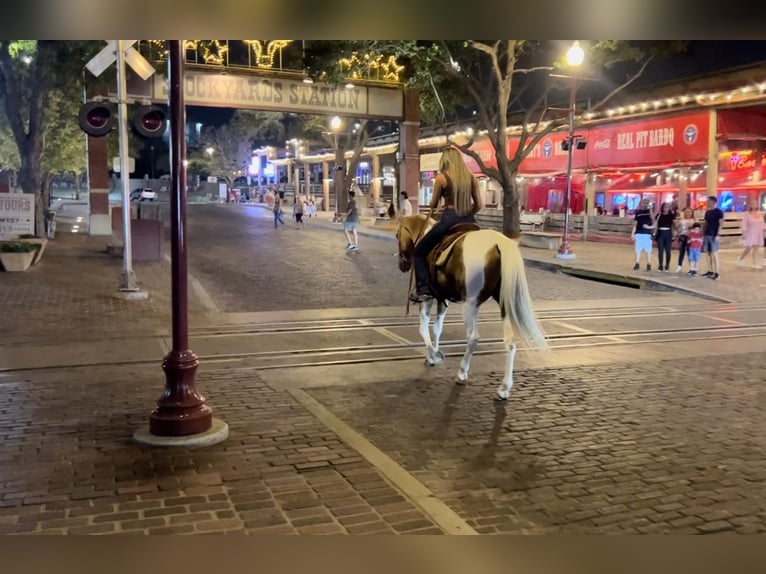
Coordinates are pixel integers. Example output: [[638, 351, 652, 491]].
[[186, 204, 660, 312], [308, 353, 766, 534]]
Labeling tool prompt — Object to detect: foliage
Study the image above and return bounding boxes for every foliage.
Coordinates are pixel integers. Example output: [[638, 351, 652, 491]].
[[1, 241, 36, 253], [305, 40, 685, 236], [41, 89, 86, 181], [0, 40, 102, 233], [0, 104, 20, 170]]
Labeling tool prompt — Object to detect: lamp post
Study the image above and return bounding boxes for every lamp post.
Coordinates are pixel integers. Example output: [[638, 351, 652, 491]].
[[556, 41, 585, 260], [134, 40, 228, 447]]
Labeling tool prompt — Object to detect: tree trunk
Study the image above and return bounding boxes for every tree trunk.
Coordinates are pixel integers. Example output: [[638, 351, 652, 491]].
[[75, 171, 82, 200], [501, 178, 521, 239], [18, 152, 44, 236], [334, 145, 348, 215]]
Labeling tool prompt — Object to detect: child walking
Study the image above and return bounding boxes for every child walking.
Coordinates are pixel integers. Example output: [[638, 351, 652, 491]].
[[687, 222, 703, 276]]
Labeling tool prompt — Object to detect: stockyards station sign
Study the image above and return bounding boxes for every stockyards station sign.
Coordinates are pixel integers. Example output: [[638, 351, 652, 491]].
[[0, 193, 35, 240], [145, 71, 404, 119]]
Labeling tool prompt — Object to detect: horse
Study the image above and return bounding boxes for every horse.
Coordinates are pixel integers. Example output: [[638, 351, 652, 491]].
[[395, 214, 548, 401]]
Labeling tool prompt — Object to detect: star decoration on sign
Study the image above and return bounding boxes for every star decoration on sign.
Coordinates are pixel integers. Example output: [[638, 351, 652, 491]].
[[381, 55, 404, 82]]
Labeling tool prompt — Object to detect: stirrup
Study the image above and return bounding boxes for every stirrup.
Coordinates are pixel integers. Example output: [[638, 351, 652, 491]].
[[409, 290, 433, 303]]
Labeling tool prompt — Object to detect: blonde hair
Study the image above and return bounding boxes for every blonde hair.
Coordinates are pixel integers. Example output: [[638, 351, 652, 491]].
[[439, 147, 475, 217]]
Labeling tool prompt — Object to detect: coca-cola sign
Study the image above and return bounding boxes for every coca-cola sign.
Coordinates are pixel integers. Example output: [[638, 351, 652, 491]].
[[593, 138, 611, 150]]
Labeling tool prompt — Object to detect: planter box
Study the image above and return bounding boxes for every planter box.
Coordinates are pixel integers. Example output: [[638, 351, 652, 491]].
[[18, 238, 48, 265], [0, 250, 35, 272]]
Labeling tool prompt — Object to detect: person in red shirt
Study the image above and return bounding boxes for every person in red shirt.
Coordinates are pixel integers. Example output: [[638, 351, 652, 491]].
[[687, 222, 703, 277]]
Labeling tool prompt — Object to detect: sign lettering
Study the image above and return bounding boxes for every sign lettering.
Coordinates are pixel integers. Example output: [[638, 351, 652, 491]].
[[152, 72, 399, 117], [0, 193, 35, 240]]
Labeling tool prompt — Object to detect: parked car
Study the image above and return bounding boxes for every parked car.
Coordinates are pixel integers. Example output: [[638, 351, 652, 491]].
[[130, 188, 156, 201]]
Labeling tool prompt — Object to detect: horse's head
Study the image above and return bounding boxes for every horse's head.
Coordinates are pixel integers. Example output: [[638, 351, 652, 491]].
[[394, 214, 429, 273]]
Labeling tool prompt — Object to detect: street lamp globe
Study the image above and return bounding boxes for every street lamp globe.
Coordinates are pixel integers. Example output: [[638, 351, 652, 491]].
[[567, 41, 585, 67], [330, 116, 342, 131], [205, 147, 214, 156]]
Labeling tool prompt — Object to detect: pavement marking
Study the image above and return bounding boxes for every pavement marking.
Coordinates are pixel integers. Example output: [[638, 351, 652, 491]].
[[552, 320, 593, 334], [164, 254, 220, 314], [287, 387, 478, 535], [695, 313, 745, 326], [373, 327, 414, 346]]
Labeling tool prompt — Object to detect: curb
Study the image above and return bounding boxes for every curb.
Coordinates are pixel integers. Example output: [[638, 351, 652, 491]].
[[523, 257, 732, 303]]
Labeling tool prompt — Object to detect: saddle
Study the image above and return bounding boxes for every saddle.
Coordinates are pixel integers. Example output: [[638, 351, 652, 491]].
[[426, 222, 481, 272]]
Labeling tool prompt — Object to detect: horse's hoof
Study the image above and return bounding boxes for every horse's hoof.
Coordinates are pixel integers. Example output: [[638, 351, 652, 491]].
[[434, 350, 445, 362], [456, 372, 467, 385], [425, 358, 435, 366], [495, 391, 509, 401]]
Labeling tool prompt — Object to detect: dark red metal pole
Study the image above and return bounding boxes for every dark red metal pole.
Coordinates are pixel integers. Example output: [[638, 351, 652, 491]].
[[149, 40, 212, 436]]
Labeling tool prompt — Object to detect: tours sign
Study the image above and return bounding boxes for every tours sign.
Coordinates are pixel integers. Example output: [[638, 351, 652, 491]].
[[0, 193, 35, 240]]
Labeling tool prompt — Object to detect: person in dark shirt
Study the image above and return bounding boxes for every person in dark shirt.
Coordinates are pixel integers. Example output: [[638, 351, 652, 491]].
[[654, 202, 677, 272], [702, 195, 724, 280], [631, 198, 656, 271]]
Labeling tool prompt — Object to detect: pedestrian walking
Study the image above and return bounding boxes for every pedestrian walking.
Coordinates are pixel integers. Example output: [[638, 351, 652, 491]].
[[654, 202, 675, 272], [293, 196, 306, 229], [273, 192, 285, 228], [631, 198, 655, 271], [399, 191, 414, 216], [701, 195, 724, 280], [687, 222, 703, 276], [343, 189, 360, 251], [674, 207, 695, 273], [737, 200, 765, 268]]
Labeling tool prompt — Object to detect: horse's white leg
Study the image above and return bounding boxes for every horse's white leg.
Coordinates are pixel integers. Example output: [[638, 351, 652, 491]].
[[496, 313, 517, 400], [457, 301, 480, 383], [430, 300, 448, 365], [419, 298, 438, 365]]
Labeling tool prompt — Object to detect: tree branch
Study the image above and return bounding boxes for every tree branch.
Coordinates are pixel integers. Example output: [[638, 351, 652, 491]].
[[446, 135, 501, 182], [590, 55, 654, 113], [513, 66, 554, 75]]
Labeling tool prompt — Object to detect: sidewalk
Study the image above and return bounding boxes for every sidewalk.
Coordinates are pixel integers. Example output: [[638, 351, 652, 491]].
[[296, 207, 766, 304]]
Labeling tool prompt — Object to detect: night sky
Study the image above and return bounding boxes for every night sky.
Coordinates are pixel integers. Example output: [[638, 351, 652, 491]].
[[140, 41, 766, 177]]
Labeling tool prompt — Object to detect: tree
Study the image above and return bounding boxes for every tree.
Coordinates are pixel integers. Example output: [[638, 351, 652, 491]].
[[0, 40, 99, 233], [0, 104, 20, 182], [40, 89, 86, 204], [192, 110, 289, 187], [301, 114, 370, 214], [304, 40, 685, 237]]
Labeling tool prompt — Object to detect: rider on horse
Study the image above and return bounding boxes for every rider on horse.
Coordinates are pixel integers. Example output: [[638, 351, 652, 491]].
[[410, 147, 484, 302]]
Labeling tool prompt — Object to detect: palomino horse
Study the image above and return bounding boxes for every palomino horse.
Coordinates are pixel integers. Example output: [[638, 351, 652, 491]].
[[395, 214, 548, 400]]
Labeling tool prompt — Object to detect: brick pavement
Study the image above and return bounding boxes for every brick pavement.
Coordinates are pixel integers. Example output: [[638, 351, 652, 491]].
[[307, 353, 766, 535], [0, 363, 442, 535], [0, 229, 214, 346]]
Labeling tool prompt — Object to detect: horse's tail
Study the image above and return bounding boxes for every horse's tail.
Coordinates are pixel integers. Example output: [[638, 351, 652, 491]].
[[497, 234, 549, 351]]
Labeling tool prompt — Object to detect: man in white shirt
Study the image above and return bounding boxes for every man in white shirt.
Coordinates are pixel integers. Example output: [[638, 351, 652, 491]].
[[399, 191, 414, 216]]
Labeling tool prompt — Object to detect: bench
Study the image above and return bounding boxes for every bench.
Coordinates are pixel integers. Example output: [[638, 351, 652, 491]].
[[520, 213, 547, 231], [519, 231, 562, 250]]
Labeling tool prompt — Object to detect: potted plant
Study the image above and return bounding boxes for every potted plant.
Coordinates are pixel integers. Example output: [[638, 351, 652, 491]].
[[0, 242, 37, 272], [17, 233, 48, 265]]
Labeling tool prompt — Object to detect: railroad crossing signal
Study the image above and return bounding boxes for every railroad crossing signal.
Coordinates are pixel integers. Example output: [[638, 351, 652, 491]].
[[86, 40, 155, 81], [80, 41, 163, 138]]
